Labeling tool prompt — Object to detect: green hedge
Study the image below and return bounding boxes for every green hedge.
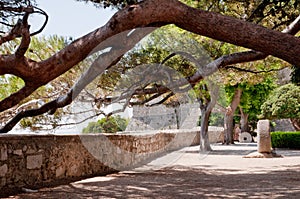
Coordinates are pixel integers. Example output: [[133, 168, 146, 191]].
[[271, 131, 300, 149]]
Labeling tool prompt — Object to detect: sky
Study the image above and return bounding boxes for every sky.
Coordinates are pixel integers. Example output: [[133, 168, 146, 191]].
[[30, 0, 117, 38]]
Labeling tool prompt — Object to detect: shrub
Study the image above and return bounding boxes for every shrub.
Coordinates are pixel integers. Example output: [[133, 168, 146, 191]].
[[271, 131, 300, 149], [260, 84, 300, 130], [82, 115, 128, 134]]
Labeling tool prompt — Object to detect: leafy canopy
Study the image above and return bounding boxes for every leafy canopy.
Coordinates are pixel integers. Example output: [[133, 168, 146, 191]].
[[261, 83, 300, 120]]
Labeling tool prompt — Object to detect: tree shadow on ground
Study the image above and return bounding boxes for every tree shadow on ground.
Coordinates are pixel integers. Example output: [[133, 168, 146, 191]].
[[10, 165, 300, 199]]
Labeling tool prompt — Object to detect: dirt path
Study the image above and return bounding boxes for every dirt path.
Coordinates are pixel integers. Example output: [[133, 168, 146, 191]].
[[4, 144, 300, 198]]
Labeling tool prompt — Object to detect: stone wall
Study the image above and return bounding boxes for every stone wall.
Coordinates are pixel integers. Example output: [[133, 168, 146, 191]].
[[126, 104, 201, 131], [0, 135, 114, 196], [271, 119, 296, 132], [0, 128, 223, 196]]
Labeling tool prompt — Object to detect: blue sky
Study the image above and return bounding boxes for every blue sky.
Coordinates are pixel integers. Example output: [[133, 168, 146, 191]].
[[30, 0, 116, 38]]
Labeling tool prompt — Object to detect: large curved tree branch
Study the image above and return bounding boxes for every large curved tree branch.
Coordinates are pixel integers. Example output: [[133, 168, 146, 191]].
[[70, 28, 155, 101], [224, 65, 289, 74], [1, 0, 300, 112], [0, 28, 154, 133], [96, 13, 300, 109], [15, 10, 31, 59], [0, 19, 24, 45], [1, 0, 300, 132], [2, 12, 299, 132]]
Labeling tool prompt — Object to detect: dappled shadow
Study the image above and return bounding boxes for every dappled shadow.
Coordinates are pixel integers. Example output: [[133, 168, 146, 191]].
[[10, 165, 300, 199]]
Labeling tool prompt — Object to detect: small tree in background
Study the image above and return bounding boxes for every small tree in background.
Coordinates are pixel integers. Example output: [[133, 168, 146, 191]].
[[238, 79, 275, 132], [261, 83, 300, 131]]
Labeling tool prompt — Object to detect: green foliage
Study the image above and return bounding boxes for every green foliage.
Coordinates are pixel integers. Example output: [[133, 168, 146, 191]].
[[95, 25, 204, 104], [19, 108, 65, 130], [223, 79, 275, 131], [239, 79, 275, 121], [182, 0, 297, 86], [27, 35, 69, 61], [82, 115, 128, 134], [224, 85, 239, 105], [0, 75, 25, 101], [271, 131, 300, 149], [182, 0, 300, 30], [209, 112, 224, 127], [261, 84, 300, 120], [128, 26, 201, 77], [193, 81, 211, 106]]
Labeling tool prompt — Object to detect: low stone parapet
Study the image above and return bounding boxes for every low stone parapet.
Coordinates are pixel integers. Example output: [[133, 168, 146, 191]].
[[0, 127, 224, 195]]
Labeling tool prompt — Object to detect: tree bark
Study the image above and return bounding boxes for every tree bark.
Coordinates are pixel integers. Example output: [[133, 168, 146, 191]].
[[240, 107, 250, 132], [1, 0, 300, 132], [198, 83, 218, 152], [1, 0, 300, 112], [223, 88, 242, 145], [200, 105, 213, 152], [224, 113, 234, 145]]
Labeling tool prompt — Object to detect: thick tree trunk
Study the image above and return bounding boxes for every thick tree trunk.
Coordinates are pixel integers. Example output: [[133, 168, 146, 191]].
[[224, 112, 234, 145], [198, 83, 218, 152], [200, 106, 212, 152], [223, 88, 242, 145], [240, 107, 250, 132]]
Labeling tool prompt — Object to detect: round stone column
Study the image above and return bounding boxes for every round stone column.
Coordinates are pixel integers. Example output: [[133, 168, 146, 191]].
[[257, 120, 271, 153]]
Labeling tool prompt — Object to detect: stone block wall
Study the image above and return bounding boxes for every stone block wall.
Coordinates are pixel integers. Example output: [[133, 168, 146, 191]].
[[0, 135, 114, 196], [0, 128, 223, 196], [126, 104, 201, 131], [271, 119, 296, 132]]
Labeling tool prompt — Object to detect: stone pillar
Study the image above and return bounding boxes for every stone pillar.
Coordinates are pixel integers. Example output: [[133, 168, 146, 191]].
[[257, 120, 271, 153]]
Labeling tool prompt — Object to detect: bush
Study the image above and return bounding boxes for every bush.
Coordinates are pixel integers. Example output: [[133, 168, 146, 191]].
[[82, 115, 128, 134], [261, 84, 300, 121], [271, 131, 300, 149]]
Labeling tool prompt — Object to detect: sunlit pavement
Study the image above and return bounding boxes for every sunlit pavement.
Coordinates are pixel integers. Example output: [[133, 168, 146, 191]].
[[133, 143, 300, 174]]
